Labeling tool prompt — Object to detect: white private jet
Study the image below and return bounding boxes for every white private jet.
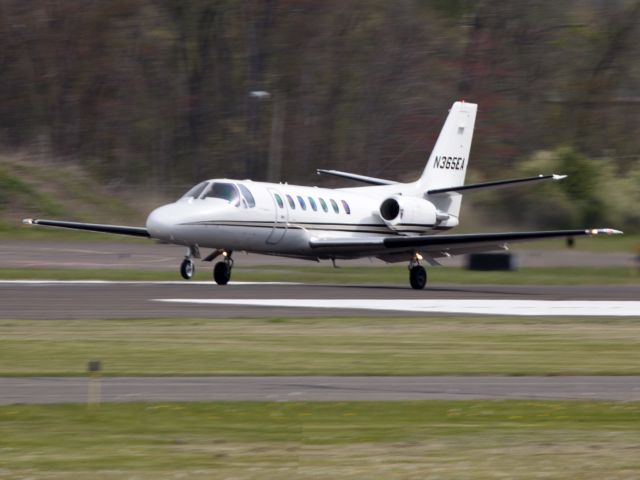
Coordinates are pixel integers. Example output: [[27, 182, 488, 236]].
[[24, 101, 622, 289]]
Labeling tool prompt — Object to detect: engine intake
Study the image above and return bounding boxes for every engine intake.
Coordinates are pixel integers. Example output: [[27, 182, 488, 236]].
[[379, 195, 438, 233]]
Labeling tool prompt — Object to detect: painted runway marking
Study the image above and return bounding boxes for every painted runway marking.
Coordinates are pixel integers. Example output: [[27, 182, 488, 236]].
[[154, 298, 640, 316], [0, 280, 299, 286]]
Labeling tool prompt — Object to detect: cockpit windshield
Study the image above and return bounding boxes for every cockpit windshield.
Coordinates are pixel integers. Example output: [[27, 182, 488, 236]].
[[181, 181, 209, 200], [203, 182, 241, 206]]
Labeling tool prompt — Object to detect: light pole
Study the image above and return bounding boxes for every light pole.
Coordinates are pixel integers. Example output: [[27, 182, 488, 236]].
[[249, 90, 284, 182]]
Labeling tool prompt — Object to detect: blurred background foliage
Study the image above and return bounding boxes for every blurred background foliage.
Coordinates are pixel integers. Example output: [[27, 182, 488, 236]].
[[0, 0, 638, 230]]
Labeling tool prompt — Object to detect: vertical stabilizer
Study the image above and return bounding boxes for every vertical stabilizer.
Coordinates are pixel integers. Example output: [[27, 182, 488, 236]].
[[419, 101, 477, 220]]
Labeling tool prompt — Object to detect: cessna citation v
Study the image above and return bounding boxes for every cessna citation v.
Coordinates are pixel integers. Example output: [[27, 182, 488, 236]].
[[24, 101, 622, 289]]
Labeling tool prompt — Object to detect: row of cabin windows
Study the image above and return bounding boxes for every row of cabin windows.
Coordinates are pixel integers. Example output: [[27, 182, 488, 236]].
[[274, 194, 351, 215]]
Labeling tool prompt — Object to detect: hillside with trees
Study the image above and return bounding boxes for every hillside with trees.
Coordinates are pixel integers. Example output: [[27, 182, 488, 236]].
[[0, 0, 638, 230]]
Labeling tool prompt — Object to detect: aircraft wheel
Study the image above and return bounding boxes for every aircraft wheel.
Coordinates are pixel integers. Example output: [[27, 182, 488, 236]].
[[213, 261, 231, 285], [180, 258, 195, 280], [409, 265, 427, 290]]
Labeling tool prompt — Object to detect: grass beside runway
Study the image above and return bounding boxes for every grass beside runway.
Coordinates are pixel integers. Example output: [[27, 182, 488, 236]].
[[1, 316, 639, 376], [0, 265, 638, 284], [1, 401, 639, 479]]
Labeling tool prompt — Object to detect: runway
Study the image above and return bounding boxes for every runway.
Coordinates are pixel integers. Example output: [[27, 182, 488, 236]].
[[1, 280, 639, 319], [2, 376, 639, 404], [1, 278, 638, 403]]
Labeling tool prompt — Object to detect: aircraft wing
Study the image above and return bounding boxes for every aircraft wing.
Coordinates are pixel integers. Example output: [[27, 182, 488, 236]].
[[309, 228, 622, 258], [23, 218, 150, 238]]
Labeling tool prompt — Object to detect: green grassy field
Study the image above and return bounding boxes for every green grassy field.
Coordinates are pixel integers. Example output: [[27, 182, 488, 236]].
[[0, 265, 638, 284], [2, 316, 639, 376], [1, 401, 638, 479]]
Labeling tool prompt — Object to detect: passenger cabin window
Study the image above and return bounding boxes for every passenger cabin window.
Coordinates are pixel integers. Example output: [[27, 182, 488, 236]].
[[308, 197, 317, 211], [181, 181, 208, 200], [319, 198, 328, 212], [274, 194, 284, 208], [203, 182, 240, 206], [330, 199, 340, 213], [341, 200, 351, 214], [286, 194, 296, 209], [238, 184, 256, 208], [297, 196, 307, 210]]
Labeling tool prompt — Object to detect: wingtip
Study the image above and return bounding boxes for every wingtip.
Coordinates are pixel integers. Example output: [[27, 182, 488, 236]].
[[22, 218, 34, 225], [587, 228, 623, 235], [552, 174, 568, 180]]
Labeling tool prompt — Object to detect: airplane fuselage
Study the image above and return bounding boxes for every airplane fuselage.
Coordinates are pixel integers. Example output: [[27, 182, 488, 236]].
[[145, 179, 448, 260]]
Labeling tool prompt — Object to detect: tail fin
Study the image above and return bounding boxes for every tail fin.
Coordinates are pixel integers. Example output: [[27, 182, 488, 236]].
[[419, 101, 477, 220]]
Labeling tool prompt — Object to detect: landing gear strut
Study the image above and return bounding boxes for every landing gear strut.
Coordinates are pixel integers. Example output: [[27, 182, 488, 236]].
[[213, 251, 233, 285], [408, 254, 427, 290]]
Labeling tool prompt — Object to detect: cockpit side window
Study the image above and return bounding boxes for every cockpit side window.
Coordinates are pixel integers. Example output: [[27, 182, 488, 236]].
[[238, 184, 256, 208], [203, 182, 240, 206], [181, 181, 208, 200]]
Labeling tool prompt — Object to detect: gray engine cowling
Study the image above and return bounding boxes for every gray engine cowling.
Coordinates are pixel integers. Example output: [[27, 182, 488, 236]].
[[379, 195, 438, 233]]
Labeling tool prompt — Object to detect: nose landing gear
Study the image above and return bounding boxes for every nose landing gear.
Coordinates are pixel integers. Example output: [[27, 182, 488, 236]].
[[178, 246, 233, 285], [180, 245, 200, 280], [180, 258, 195, 280], [408, 254, 427, 290], [179, 245, 201, 280]]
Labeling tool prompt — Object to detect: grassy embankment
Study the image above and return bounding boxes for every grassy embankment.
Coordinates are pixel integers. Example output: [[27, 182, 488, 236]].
[[1, 316, 638, 376], [1, 401, 639, 479], [0, 154, 152, 240]]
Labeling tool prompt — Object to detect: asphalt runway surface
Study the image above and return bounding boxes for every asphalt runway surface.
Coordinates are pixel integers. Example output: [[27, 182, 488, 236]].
[[2, 376, 639, 404], [1, 280, 639, 319]]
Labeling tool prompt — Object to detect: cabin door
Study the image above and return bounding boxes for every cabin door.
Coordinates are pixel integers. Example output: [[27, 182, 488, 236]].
[[266, 188, 288, 244]]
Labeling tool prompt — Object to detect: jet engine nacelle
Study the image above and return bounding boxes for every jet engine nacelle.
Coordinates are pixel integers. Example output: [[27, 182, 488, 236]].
[[379, 195, 437, 232]]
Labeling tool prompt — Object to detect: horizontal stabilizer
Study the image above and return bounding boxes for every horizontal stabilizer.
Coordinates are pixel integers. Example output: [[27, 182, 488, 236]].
[[23, 218, 149, 238], [426, 174, 566, 195], [316, 169, 398, 186]]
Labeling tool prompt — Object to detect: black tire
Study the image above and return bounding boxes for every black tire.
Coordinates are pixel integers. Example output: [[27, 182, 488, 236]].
[[409, 265, 427, 290], [213, 262, 231, 285], [180, 259, 195, 280]]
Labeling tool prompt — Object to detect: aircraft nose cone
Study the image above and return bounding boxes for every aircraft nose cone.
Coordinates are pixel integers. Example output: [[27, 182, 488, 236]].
[[146, 204, 175, 240]]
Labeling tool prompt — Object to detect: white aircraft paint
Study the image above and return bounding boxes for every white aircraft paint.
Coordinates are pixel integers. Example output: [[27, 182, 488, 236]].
[[154, 298, 640, 317]]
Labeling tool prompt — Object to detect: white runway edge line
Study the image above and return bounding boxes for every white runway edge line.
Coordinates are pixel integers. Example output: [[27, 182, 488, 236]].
[[154, 298, 640, 317], [0, 280, 300, 286]]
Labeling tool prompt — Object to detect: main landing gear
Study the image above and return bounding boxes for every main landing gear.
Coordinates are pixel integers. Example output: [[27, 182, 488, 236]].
[[408, 254, 427, 290], [178, 246, 233, 285], [213, 254, 233, 285]]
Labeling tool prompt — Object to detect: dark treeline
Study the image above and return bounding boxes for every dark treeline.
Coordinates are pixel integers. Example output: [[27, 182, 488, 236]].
[[0, 0, 639, 194]]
